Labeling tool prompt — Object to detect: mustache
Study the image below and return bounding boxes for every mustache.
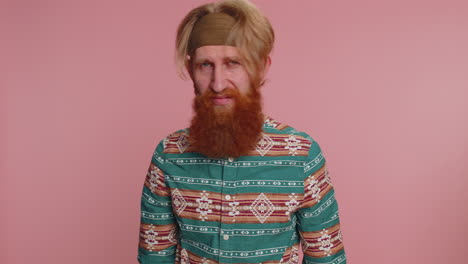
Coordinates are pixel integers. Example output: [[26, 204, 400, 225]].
[[198, 88, 239, 98]]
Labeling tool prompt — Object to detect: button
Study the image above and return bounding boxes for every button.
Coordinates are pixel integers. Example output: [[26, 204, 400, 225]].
[[228, 157, 234, 162], [223, 234, 229, 240], [225, 194, 231, 200]]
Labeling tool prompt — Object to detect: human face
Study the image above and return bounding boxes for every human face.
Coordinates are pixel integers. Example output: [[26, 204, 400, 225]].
[[189, 45, 251, 109]]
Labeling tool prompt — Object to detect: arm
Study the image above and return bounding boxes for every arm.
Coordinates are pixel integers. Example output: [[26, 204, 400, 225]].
[[296, 139, 347, 264], [137, 144, 178, 264]]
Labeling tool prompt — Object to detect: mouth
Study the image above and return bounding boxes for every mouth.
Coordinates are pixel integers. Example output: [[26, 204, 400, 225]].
[[212, 96, 233, 106]]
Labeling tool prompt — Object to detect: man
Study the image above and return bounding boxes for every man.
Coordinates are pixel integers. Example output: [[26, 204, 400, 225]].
[[138, 0, 347, 263]]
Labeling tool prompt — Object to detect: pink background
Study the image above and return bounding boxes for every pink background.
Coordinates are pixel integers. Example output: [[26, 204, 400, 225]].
[[2, 0, 468, 263]]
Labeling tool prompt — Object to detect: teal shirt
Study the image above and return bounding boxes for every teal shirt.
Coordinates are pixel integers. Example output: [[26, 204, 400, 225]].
[[138, 116, 346, 264]]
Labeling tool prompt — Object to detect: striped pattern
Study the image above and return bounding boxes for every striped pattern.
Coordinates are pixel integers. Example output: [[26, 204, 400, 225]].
[[174, 243, 301, 264], [168, 188, 302, 224], [302, 163, 333, 209], [301, 223, 344, 258], [139, 223, 178, 252], [163, 131, 311, 157], [264, 116, 289, 130], [145, 162, 169, 197]]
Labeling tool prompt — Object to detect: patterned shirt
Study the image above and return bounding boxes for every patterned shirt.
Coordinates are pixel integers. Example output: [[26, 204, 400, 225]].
[[138, 116, 346, 264]]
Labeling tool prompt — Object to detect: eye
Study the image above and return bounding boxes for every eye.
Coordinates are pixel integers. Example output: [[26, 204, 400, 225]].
[[199, 62, 212, 68], [228, 60, 239, 65]]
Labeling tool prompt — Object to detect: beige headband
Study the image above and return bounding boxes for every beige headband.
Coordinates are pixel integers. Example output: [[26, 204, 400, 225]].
[[188, 12, 236, 54]]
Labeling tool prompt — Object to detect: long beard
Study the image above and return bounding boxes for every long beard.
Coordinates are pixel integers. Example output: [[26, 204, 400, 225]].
[[189, 87, 264, 158]]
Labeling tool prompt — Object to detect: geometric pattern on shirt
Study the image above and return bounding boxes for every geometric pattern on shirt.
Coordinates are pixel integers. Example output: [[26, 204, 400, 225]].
[[182, 238, 288, 259], [256, 133, 275, 156], [301, 163, 333, 209], [168, 188, 304, 224], [176, 243, 301, 264], [177, 222, 296, 236], [175, 132, 190, 154], [279, 243, 300, 264], [264, 116, 289, 131], [304, 150, 325, 173], [139, 223, 177, 252], [154, 153, 305, 168], [171, 188, 187, 215], [141, 211, 174, 221], [139, 115, 346, 263], [300, 223, 344, 258], [163, 131, 311, 157], [250, 193, 275, 223], [249, 133, 311, 157], [144, 162, 169, 197], [142, 191, 170, 207], [180, 248, 189, 264], [196, 190, 213, 221], [300, 194, 336, 219], [165, 175, 304, 189], [283, 134, 304, 156]]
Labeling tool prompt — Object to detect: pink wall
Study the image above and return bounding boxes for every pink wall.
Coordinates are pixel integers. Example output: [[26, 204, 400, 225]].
[[2, 0, 468, 263]]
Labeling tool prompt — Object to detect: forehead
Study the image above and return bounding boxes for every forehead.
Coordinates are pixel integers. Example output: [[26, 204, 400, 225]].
[[193, 45, 241, 61]]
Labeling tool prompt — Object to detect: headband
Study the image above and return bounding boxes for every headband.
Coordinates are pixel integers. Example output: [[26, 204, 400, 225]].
[[188, 12, 237, 54]]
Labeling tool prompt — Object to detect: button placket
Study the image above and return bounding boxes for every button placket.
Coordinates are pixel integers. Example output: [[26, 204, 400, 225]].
[[219, 156, 236, 256]]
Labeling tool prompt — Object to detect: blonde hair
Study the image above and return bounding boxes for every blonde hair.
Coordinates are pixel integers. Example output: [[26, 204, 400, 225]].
[[175, 0, 275, 87]]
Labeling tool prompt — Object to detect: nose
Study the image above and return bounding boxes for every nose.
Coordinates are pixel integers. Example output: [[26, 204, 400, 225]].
[[210, 65, 227, 93]]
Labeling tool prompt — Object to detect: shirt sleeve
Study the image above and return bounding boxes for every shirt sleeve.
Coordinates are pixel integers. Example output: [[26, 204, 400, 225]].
[[295, 139, 347, 264], [137, 142, 179, 264]]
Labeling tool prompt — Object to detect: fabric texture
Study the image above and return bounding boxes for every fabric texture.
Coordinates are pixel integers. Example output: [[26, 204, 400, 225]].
[[137, 116, 347, 264]]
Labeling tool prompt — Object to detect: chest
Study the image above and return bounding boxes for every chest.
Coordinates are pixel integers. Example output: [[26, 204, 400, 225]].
[[163, 158, 305, 224]]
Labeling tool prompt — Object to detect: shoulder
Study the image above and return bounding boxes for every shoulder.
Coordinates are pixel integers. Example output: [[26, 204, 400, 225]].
[[151, 128, 191, 162], [263, 115, 321, 153], [263, 116, 314, 142], [263, 116, 325, 165]]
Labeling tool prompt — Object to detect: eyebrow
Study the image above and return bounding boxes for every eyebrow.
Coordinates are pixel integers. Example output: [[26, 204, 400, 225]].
[[193, 56, 241, 64]]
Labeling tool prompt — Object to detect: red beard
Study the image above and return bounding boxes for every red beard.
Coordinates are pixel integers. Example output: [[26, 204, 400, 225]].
[[189, 87, 264, 158]]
